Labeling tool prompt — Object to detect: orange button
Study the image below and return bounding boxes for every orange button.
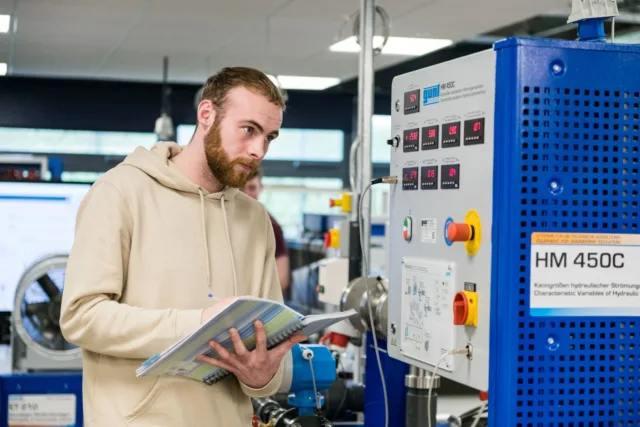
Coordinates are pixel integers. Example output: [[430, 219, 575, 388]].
[[479, 391, 489, 401], [329, 198, 336, 207], [447, 222, 472, 242], [453, 291, 469, 325]]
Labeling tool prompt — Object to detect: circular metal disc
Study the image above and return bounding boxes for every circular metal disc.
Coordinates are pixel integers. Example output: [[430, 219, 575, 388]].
[[13, 254, 82, 361]]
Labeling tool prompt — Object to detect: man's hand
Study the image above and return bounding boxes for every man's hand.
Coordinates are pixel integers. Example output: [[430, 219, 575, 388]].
[[196, 320, 306, 389], [200, 297, 236, 323]]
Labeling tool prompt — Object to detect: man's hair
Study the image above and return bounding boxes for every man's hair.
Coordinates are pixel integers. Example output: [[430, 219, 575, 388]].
[[200, 67, 286, 115], [247, 167, 263, 182]]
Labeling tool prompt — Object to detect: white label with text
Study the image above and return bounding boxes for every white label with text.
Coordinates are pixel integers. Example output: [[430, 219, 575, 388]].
[[8, 394, 76, 426], [420, 218, 437, 243], [530, 232, 640, 316]]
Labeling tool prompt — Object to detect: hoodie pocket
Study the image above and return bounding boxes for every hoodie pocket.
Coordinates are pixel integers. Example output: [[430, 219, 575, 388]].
[[124, 377, 164, 423]]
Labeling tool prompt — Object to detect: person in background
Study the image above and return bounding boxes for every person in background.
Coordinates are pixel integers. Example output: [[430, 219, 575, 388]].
[[242, 168, 290, 292], [59, 67, 305, 427]]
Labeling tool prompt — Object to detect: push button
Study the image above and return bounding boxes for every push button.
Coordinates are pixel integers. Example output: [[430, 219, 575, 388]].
[[447, 222, 474, 243]]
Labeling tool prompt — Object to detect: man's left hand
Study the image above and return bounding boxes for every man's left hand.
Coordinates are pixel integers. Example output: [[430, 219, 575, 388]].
[[196, 320, 307, 389]]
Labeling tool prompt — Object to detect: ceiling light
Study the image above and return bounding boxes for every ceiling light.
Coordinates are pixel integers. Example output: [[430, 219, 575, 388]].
[[0, 63, 7, 76], [0, 15, 10, 34], [269, 75, 340, 91], [329, 36, 453, 56]]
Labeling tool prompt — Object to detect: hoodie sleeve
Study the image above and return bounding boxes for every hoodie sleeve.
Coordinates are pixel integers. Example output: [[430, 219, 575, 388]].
[[59, 180, 203, 360], [239, 208, 288, 398]]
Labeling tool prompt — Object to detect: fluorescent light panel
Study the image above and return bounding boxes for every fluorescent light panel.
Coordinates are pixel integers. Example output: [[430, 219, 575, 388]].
[[329, 35, 453, 56], [0, 15, 10, 34], [0, 63, 7, 76], [268, 74, 340, 90]]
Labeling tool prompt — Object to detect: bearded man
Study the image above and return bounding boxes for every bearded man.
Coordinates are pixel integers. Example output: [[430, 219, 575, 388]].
[[59, 67, 305, 427]]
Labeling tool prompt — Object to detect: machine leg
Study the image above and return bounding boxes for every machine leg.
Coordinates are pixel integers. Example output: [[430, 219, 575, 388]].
[[363, 332, 408, 427], [405, 366, 439, 427]]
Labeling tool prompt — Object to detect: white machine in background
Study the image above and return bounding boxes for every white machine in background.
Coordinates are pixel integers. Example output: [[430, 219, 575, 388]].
[[0, 181, 89, 373], [11, 254, 82, 372], [318, 191, 388, 307]]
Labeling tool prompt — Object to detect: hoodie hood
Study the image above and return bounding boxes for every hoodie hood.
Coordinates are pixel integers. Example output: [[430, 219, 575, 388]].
[[121, 141, 240, 201]]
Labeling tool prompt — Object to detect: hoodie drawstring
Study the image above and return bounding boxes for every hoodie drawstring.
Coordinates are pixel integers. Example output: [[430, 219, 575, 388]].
[[220, 195, 238, 296], [197, 188, 238, 297], [198, 189, 212, 294]]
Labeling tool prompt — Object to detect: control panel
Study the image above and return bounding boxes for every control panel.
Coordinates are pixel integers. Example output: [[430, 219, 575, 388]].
[[387, 49, 496, 391]]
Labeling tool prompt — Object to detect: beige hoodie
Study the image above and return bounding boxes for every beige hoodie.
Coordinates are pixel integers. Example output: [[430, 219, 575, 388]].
[[60, 142, 286, 427]]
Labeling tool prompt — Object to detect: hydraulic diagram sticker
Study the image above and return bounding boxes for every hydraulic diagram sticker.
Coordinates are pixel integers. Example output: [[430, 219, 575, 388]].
[[529, 232, 640, 317]]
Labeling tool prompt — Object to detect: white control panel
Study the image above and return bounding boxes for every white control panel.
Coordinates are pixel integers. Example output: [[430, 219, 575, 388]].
[[386, 48, 497, 391]]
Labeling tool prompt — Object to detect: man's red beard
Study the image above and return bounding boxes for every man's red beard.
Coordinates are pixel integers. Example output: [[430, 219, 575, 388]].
[[203, 118, 260, 189]]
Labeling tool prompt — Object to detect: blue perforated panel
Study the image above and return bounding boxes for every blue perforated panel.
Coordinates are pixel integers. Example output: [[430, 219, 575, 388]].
[[490, 38, 640, 426]]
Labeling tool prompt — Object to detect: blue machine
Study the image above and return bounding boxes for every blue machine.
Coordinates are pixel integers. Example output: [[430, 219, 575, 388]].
[[489, 34, 640, 426], [288, 344, 336, 416], [0, 372, 83, 427], [363, 332, 408, 427], [253, 344, 340, 427], [384, 9, 640, 427]]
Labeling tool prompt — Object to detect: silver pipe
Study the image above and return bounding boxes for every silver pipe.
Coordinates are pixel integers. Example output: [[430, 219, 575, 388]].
[[349, 136, 361, 195], [359, 0, 374, 274]]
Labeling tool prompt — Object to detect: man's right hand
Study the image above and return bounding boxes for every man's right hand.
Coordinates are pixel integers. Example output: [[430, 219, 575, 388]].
[[201, 297, 236, 323]]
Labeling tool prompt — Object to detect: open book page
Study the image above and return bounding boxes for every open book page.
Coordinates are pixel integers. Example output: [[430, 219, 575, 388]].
[[136, 297, 303, 382], [299, 309, 358, 338]]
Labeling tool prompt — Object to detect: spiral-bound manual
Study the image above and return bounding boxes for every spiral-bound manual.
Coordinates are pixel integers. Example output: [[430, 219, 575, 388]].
[[136, 296, 356, 385]]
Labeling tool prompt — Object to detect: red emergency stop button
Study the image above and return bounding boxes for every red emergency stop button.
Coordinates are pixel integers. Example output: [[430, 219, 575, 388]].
[[447, 222, 473, 243], [453, 291, 470, 325], [324, 232, 331, 248]]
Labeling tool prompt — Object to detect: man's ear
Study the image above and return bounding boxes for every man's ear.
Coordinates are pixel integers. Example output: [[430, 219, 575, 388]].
[[197, 100, 216, 127]]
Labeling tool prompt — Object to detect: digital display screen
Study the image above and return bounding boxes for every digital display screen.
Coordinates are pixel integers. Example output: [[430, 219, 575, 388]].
[[441, 164, 460, 189], [403, 90, 420, 115], [403, 128, 420, 152], [421, 125, 439, 151], [421, 166, 438, 190], [0, 182, 91, 310], [464, 118, 485, 145], [442, 122, 461, 147], [402, 167, 419, 191]]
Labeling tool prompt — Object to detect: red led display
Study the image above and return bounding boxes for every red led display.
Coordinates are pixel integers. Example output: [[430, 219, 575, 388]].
[[404, 170, 418, 180], [403, 167, 419, 190], [441, 164, 460, 189], [442, 122, 461, 147], [464, 118, 485, 146], [405, 131, 419, 141], [421, 166, 438, 190], [403, 128, 420, 152], [421, 125, 439, 151]]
